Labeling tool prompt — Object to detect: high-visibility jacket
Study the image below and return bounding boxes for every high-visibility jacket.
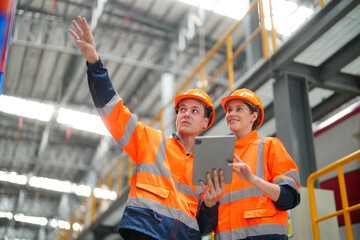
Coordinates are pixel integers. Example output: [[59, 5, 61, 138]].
[[87, 59, 216, 240], [215, 130, 300, 240]]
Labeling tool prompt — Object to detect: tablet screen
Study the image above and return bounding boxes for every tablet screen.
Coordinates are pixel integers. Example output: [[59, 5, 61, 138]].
[[192, 135, 236, 185]]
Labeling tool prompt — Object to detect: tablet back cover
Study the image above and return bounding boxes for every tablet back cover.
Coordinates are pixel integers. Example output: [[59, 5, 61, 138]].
[[192, 135, 235, 185]]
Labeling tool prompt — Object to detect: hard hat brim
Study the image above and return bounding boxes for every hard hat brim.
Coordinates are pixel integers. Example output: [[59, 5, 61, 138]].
[[175, 95, 212, 110]]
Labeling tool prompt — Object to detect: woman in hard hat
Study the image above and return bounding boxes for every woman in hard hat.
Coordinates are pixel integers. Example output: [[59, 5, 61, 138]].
[[69, 16, 225, 240], [215, 89, 301, 240]]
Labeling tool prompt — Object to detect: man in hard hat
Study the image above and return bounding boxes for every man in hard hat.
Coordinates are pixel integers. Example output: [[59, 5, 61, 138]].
[[69, 16, 225, 240]]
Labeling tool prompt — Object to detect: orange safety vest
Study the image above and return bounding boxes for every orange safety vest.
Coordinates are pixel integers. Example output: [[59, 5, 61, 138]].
[[215, 131, 300, 239], [98, 93, 204, 238]]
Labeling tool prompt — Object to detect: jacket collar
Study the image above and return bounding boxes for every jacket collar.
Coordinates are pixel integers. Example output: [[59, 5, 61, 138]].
[[172, 133, 180, 141], [235, 130, 259, 147]]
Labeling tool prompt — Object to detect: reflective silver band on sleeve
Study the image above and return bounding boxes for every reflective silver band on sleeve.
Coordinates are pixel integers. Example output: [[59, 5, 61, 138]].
[[284, 169, 301, 187], [274, 170, 301, 193], [96, 93, 121, 117], [116, 114, 138, 147]]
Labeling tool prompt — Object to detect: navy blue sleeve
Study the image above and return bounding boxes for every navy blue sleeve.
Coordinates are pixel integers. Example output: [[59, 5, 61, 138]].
[[274, 185, 301, 211], [86, 58, 117, 108], [196, 200, 219, 235]]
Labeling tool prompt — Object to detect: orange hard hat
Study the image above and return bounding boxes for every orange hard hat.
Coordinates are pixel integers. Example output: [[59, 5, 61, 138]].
[[174, 89, 215, 130], [221, 88, 264, 129]]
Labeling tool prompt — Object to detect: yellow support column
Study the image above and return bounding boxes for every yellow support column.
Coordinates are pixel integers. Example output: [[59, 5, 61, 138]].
[[259, 0, 269, 59], [107, 171, 113, 209], [127, 158, 134, 185], [269, 0, 277, 54], [82, 198, 87, 228], [226, 36, 234, 92], [337, 167, 353, 240], [90, 191, 96, 223], [160, 112, 164, 132], [200, 66, 206, 91], [98, 179, 103, 214], [308, 176, 320, 239], [117, 160, 123, 197]]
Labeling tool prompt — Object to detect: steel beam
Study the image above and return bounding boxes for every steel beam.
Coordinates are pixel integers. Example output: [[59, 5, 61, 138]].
[[273, 72, 317, 186], [319, 33, 360, 80], [235, 0, 359, 92]]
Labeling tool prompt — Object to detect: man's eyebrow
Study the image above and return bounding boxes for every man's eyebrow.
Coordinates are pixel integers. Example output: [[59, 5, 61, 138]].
[[179, 103, 201, 108]]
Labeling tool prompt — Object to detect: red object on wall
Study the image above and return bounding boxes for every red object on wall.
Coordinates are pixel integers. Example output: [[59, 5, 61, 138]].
[[0, 0, 16, 95], [320, 169, 360, 226]]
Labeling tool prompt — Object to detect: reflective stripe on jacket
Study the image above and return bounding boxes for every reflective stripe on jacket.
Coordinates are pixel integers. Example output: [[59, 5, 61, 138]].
[[215, 131, 300, 240], [87, 59, 206, 240]]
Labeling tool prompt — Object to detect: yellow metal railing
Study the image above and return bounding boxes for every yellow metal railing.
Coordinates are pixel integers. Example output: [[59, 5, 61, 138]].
[[51, 152, 134, 240], [52, 0, 329, 238], [307, 150, 360, 240], [150, 0, 277, 131]]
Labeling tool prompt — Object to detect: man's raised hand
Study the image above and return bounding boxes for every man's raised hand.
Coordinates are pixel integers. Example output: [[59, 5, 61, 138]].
[[69, 16, 99, 64]]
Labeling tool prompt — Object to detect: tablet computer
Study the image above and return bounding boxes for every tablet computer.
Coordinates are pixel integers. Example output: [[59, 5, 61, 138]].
[[192, 135, 236, 185]]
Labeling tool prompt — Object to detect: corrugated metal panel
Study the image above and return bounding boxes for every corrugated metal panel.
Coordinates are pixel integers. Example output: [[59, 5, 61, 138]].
[[341, 55, 360, 76], [294, 5, 360, 67]]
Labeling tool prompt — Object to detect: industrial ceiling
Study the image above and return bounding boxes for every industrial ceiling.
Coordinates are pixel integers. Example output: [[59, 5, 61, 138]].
[[0, 0, 359, 239]]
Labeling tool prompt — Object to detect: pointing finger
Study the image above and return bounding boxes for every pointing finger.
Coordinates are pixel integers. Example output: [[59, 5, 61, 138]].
[[234, 154, 243, 163]]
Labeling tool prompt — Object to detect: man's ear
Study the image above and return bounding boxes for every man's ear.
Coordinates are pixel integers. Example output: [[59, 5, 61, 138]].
[[175, 114, 179, 125]]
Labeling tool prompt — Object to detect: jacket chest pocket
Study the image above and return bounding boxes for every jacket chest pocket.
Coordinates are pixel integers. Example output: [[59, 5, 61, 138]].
[[136, 182, 170, 199], [243, 196, 278, 219]]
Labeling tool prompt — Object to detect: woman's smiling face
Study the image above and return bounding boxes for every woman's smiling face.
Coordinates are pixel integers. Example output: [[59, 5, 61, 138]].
[[225, 99, 258, 137]]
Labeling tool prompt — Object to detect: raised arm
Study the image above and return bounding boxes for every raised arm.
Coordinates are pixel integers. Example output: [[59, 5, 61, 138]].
[[69, 16, 99, 65]]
